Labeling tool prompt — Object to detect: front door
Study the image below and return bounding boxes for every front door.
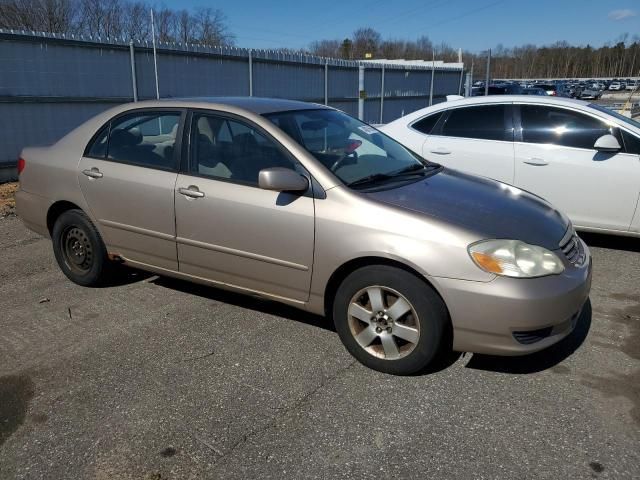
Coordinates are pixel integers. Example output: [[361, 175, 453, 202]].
[[422, 103, 515, 184], [174, 111, 315, 302], [513, 104, 640, 231], [78, 109, 183, 270]]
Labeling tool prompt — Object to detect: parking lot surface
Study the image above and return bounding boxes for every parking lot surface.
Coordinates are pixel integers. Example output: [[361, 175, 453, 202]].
[[0, 214, 639, 479]]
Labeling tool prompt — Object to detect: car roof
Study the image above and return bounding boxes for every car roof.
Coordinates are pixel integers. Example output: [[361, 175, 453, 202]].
[[156, 96, 331, 114]]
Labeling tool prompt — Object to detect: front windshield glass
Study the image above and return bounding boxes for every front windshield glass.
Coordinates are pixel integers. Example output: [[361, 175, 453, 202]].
[[264, 109, 436, 187], [589, 103, 640, 129]]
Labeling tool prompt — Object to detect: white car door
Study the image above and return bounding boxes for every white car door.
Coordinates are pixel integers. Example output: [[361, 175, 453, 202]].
[[421, 103, 516, 184], [513, 104, 640, 231]]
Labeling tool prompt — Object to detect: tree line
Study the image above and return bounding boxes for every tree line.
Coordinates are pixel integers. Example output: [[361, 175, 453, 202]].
[[0, 0, 234, 46], [311, 28, 640, 79]]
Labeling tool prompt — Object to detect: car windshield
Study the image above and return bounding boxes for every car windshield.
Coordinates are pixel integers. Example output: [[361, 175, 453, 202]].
[[264, 109, 437, 188], [588, 103, 640, 130]]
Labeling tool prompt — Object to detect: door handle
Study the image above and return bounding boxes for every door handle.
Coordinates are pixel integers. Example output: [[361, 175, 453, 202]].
[[523, 157, 549, 166], [430, 147, 451, 155], [178, 186, 205, 199], [82, 167, 103, 179]]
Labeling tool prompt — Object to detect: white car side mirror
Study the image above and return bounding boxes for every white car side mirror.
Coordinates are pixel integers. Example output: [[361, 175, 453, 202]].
[[593, 134, 621, 152]]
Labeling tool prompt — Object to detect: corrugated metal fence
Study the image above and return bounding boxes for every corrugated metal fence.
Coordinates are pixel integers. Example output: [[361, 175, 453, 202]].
[[0, 30, 464, 168]]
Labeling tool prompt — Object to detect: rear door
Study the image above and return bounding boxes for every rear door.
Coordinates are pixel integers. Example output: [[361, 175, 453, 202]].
[[422, 103, 515, 183], [78, 109, 183, 270], [174, 111, 315, 302], [513, 104, 640, 231]]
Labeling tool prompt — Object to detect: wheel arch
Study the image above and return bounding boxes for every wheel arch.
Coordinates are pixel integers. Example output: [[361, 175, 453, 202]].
[[323, 256, 448, 320], [46, 200, 84, 235]]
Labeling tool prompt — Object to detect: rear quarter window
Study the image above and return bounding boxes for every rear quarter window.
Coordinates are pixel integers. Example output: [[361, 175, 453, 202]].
[[411, 112, 443, 135]]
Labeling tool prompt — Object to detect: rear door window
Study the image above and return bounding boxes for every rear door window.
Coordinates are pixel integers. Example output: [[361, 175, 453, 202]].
[[91, 111, 182, 170], [439, 105, 511, 141]]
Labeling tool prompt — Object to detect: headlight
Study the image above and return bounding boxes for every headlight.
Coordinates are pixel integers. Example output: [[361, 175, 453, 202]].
[[468, 239, 564, 278]]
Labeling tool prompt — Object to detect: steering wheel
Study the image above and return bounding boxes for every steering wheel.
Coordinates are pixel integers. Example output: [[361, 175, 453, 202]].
[[330, 151, 357, 172], [330, 140, 362, 172]]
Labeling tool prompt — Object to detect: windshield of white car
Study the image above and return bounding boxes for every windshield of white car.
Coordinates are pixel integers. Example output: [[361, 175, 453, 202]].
[[264, 109, 438, 188], [589, 104, 640, 129]]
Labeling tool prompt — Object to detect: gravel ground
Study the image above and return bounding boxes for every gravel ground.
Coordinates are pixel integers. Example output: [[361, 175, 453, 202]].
[[0, 214, 638, 479]]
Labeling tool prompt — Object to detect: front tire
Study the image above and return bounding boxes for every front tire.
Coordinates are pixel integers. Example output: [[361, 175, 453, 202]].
[[333, 265, 449, 375], [52, 209, 112, 287]]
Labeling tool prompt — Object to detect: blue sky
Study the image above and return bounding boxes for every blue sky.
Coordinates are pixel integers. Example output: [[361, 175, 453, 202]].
[[165, 0, 640, 52]]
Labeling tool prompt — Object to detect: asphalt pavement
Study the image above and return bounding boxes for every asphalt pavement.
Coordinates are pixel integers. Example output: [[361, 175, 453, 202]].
[[0, 214, 638, 479]]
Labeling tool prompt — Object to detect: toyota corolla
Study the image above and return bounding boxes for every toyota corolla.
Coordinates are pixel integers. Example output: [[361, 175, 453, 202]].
[[16, 97, 591, 375]]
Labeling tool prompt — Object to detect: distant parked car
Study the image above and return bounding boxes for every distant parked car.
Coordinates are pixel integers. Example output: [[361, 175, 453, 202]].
[[609, 82, 623, 91], [626, 80, 638, 91], [521, 87, 548, 96], [380, 95, 640, 237], [535, 83, 569, 97], [15, 97, 594, 375], [472, 84, 523, 96], [578, 86, 602, 100]]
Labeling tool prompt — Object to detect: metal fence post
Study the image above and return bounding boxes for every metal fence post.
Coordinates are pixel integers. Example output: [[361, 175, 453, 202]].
[[485, 49, 491, 96], [358, 65, 365, 121], [248, 49, 253, 97], [429, 51, 435, 106], [129, 41, 138, 102], [379, 65, 385, 124], [324, 60, 328, 105]]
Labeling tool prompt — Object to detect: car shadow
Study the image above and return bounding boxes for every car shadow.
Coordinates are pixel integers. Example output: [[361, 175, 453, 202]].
[[579, 232, 640, 253], [151, 276, 334, 332], [101, 265, 155, 287], [464, 299, 592, 374]]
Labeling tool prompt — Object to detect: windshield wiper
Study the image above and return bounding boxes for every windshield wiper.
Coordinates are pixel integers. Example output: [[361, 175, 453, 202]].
[[347, 163, 440, 188], [347, 173, 394, 188], [389, 163, 429, 175]]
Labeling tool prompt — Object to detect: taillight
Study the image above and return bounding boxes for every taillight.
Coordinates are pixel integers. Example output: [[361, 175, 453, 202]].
[[17, 157, 26, 175], [551, 91, 557, 96]]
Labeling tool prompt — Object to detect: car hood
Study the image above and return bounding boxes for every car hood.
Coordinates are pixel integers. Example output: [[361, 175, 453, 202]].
[[363, 169, 569, 250]]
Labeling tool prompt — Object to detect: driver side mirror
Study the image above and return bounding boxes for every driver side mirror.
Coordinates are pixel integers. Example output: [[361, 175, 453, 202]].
[[593, 134, 621, 152], [258, 167, 309, 192]]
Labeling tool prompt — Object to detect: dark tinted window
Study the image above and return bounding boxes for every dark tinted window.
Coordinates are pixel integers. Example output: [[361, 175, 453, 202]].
[[412, 112, 443, 134], [85, 125, 109, 158], [191, 114, 294, 185], [621, 130, 640, 155], [107, 112, 180, 169], [440, 105, 510, 141], [520, 106, 614, 149]]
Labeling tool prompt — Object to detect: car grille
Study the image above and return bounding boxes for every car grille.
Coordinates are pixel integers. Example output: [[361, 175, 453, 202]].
[[559, 230, 585, 266]]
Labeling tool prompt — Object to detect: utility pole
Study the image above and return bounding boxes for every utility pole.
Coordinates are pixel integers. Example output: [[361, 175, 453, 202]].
[[150, 9, 160, 99], [485, 49, 491, 96], [429, 50, 435, 106]]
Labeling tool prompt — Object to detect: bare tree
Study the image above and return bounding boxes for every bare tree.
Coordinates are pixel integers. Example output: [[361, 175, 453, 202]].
[[175, 8, 194, 44], [0, 0, 78, 33], [193, 7, 234, 46], [351, 27, 381, 59], [309, 39, 341, 57]]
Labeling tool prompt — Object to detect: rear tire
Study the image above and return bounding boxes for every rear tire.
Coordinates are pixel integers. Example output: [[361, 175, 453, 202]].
[[52, 209, 112, 287], [333, 265, 449, 375]]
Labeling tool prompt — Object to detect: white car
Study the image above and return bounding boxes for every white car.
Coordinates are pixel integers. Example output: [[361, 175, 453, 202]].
[[379, 96, 640, 237], [609, 82, 623, 91]]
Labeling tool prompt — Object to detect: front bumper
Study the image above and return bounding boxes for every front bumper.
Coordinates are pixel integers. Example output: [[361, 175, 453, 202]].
[[435, 240, 592, 356]]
